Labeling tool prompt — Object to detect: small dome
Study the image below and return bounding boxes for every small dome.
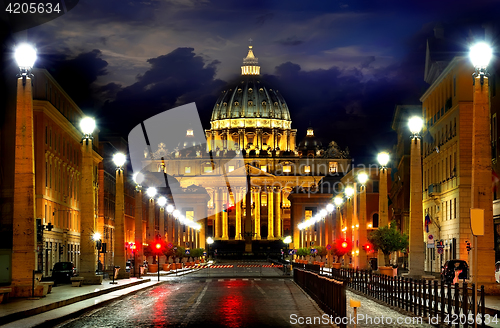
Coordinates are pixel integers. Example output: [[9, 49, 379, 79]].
[[178, 128, 198, 149], [298, 127, 322, 151]]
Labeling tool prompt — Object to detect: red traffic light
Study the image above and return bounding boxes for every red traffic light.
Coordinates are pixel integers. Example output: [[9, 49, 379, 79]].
[[156, 243, 161, 249], [341, 241, 348, 249], [131, 244, 137, 250]]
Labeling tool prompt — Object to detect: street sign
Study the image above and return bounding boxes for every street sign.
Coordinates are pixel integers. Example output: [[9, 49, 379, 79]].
[[437, 248, 443, 254], [310, 248, 317, 254], [185, 242, 190, 248], [185, 249, 190, 255], [289, 249, 295, 255], [203, 252, 207, 256], [310, 241, 315, 246], [428, 234, 433, 240], [427, 243, 434, 248], [326, 244, 332, 250], [167, 243, 173, 248]]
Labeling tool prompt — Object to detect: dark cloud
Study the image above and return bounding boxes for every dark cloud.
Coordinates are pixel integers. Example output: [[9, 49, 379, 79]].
[[98, 47, 225, 135], [275, 36, 304, 47], [256, 13, 274, 26], [37, 49, 108, 109]]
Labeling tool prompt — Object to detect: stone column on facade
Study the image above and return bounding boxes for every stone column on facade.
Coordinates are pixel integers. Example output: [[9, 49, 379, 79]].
[[275, 188, 282, 238], [214, 188, 221, 239], [134, 187, 143, 277], [238, 129, 245, 150], [471, 74, 496, 285], [345, 197, 353, 266], [11, 75, 39, 295], [254, 187, 261, 239], [290, 131, 296, 152], [222, 190, 229, 240], [205, 131, 212, 152], [267, 187, 274, 239], [359, 184, 368, 269], [79, 139, 102, 285], [353, 183, 359, 268], [235, 188, 243, 240], [325, 211, 332, 267], [115, 168, 129, 278], [147, 198, 155, 264], [408, 137, 424, 277]]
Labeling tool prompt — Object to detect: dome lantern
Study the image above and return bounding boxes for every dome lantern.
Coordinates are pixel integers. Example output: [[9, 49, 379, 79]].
[[241, 39, 260, 76]]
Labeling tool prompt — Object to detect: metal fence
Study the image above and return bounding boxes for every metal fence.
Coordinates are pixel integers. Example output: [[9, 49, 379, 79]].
[[294, 268, 347, 328], [327, 268, 486, 328]]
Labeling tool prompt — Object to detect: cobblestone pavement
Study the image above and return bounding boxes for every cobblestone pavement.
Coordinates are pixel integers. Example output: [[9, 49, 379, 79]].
[[345, 290, 434, 328], [56, 278, 332, 328]]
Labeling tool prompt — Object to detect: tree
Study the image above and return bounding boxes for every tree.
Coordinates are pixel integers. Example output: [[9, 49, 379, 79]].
[[368, 221, 408, 267], [315, 246, 327, 257]]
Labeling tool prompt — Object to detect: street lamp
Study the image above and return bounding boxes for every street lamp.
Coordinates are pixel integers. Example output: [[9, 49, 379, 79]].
[[344, 186, 354, 198], [146, 187, 157, 264], [207, 237, 214, 260], [357, 171, 369, 269], [166, 204, 174, 213], [146, 187, 157, 199], [334, 196, 344, 207], [113, 152, 127, 278], [408, 115, 424, 277], [469, 42, 495, 299], [377, 152, 390, 168], [377, 152, 390, 268], [80, 117, 96, 141], [157, 196, 167, 207], [326, 203, 334, 213], [112, 153, 126, 169], [11, 43, 39, 291]]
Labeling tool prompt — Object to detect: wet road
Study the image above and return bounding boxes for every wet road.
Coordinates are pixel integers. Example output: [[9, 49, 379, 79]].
[[56, 277, 330, 328]]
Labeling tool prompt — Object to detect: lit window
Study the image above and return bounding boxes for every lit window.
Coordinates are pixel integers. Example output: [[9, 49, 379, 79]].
[[204, 166, 213, 173], [304, 166, 311, 173], [186, 129, 193, 136], [261, 165, 267, 172], [184, 167, 191, 174], [228, 166, 235, 172], [329, 162, 338, 173], [283, 165, 291, 173]]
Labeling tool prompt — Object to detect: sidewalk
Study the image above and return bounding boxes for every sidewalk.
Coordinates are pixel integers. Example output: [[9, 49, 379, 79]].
[[0, 277, 155, 327]]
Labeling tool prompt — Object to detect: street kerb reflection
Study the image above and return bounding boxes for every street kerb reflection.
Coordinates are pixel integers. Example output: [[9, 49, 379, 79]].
[[128, 102, 245, 222]]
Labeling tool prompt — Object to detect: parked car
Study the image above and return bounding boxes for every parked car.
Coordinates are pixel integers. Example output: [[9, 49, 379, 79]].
[[441, 259, 468, 284], [495, 261, 500, 283], [52, 262, 76, 284]]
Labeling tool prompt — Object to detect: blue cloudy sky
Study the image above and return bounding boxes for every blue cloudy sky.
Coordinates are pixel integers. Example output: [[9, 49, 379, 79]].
[[2, 0, 499, 162]]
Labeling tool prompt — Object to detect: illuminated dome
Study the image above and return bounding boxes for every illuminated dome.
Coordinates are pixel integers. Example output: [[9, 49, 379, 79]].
[[210, 45, 291, 123]]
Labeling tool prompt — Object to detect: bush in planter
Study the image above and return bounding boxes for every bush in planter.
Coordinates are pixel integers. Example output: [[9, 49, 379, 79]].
[[296, 248, 308, 261], [368, 221, 408, 267]]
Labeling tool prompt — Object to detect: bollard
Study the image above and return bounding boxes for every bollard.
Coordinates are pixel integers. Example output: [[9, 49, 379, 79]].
[[350, 299, 361, 328]]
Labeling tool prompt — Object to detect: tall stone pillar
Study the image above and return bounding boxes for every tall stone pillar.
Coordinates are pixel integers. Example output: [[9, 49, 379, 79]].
[[147, 198, 155, 264], [254, 187, 261, 239], [167, 212, 172, 243], [134, 187, 143, 276], [325, 212, 332, 267], [353, 183, 359, 268], [159, 208, 165, 265], [275, 188, 282, 238], [408, 137, 424, 277], [222, 190, 229, 240], [267, 188, 274, 239], [471, 74, 496, 284], [214, 188, 221, 239], [79, 138, 102, 284], [235, 188, 243, 240], [345, 197, 353, 266], [11, 76, 38, 295], [379, 168, 388, 227], [238, 129, 245, 150], [359, 185, 368, 269], [205, 131, 212, 152], [115, 169, 129, 278]]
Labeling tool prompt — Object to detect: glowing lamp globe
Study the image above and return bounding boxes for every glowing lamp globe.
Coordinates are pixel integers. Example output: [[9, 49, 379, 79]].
[[14, 43, 37, 70], [166, 204, 174, 213], [408, 116, 424, 135], [207, 237, 214, 245], [283, 236, 292, 244], [341, 241, 348, 249], [345, 186, 354, 198], [470, 42, 493, 69], [320, 209, 327, 217], [357, 172, 368, 185], [156, 243, 161, 249], [157, 196, 167, 207], [334, 196, 343, 206], [326, 203, 334, 213], [112, 153, 126, 168], [377, 152, 390, 167], [92, 232, 101, 241], [80, 117, 96, 136], [173, 209, 180, 218], [133, 172, 145, 185], [146, 187, 157, 199]]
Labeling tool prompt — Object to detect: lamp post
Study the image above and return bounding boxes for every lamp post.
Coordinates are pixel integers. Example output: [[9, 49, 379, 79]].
[[326, 203, 334, 267], [344, 186, 354, 267], [92, 232, 102, 274], [157, 196, 167, 266], [377, 152, 389, 268], [113, 153, 128, 279], [408, 116, 425, 277], [357, 172, 369, 269], [146, 187, 157, 265], [206, 237, 214, 260], [11, 43, 38, 295], [79, 117, 103, 285], [133, 172, 144, 278], [469, 42, 495, 292]]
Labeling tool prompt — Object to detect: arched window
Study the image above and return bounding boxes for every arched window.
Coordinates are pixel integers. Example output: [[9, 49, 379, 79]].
[[372, 213, 379, 228]]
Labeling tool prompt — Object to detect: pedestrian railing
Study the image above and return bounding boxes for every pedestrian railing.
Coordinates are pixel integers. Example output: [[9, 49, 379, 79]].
[[294, 268, 347, 328], [320, 267, 487, 328]]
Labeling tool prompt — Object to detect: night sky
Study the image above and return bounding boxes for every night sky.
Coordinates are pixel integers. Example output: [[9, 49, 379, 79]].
[[2, 0, 500, 165]]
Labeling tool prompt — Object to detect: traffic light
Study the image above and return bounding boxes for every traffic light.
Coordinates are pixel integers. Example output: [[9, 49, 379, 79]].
[[36, 218, 43, 242], [466, 241, 471, 254], [362, 243, 372, 252], [341, 241, 348, 249], [156, 243, 161, 250]]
